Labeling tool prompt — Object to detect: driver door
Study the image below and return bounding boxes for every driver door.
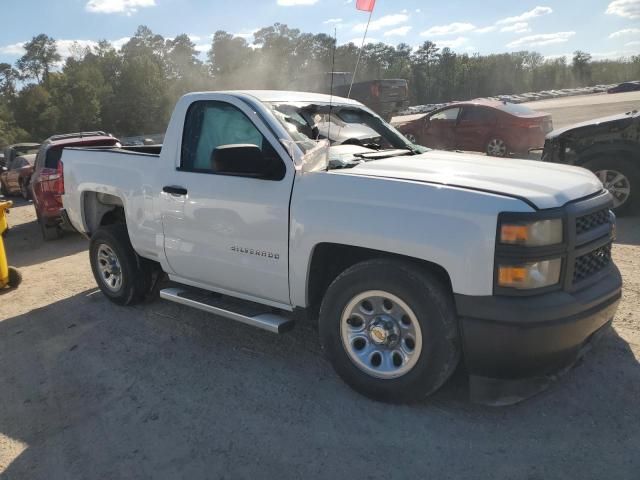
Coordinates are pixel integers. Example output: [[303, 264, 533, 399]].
[[159, 97, 295, 306]]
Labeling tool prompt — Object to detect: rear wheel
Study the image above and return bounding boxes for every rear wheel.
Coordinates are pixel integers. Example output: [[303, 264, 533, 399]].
[[89, 224, 152, 305], [486, 138, 508, 157], [319, 259, 460, 403], [583, 157, 639, 216]]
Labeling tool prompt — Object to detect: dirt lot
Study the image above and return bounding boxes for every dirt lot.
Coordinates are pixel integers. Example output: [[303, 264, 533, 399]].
[[0, 194, 638, 479]]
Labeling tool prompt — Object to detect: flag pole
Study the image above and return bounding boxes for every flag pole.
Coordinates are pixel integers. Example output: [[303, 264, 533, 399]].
[[348, 8, 373, 99]]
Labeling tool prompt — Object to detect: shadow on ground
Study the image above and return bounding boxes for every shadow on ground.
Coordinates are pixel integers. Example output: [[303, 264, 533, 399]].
[[0, 289, 638, 479], [3, 203, 86, 268]]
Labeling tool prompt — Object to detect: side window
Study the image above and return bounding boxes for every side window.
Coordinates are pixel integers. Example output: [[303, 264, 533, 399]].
[[431, 107, 460, 121], [45, 148, 63, 169], [460, 107, 495, 123], [181, 100, 283, 178]]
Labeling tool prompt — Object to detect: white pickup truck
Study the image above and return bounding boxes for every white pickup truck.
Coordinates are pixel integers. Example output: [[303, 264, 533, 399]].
[[61, 91, 622, 405]]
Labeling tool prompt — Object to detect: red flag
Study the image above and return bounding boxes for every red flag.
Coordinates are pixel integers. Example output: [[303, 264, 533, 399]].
[[356, 0, 376, 12]]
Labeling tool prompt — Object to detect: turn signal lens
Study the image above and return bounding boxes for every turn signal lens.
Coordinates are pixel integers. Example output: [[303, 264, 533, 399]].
[[498, 259, 562, 290], [500, 219, 563, 247]]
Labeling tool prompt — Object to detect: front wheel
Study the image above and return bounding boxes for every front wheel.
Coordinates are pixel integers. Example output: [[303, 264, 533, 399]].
[[583, 158, 639, 216], [486, 138, 508, 157], [319, 259, 460, 403], [89, 224, 152, 305]]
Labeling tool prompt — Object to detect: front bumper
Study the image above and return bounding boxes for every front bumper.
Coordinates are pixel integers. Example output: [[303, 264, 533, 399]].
[[455, 267, 622, 406]]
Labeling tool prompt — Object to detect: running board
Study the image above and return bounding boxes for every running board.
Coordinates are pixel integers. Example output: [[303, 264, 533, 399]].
[[159, 287, 294, 334]]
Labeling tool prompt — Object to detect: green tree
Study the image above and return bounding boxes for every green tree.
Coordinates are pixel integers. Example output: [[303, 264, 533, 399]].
[[16, 34, 61, 84], [572, 51, 593, 85]]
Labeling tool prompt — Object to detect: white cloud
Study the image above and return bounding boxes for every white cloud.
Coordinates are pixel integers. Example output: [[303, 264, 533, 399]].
[[436, 37, 468, 49], [323, 18, 343, 24], [626, 40, 640, 46], [507, 31, 575, 48], [500, 22, 531, 33], [0, 37, 131, 58], [606, 0, 640, 19], [609, 28, 640, 38], [86, 0, 156, 15], [475, 26, 497, 34], [420, 22, 476, 37], [384, 26, 412, 37], [497, 6, 553, 25], [415, 8, 421, 13], [353, 14, 409, 33], [277, 0, 318, 5], [0, 42, 26, 55]]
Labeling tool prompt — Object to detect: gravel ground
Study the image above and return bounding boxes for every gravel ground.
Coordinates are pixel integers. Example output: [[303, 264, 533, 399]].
[[0, 197, 638, 480]]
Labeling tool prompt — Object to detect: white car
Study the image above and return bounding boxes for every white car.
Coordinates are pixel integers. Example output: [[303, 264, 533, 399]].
[[61, 90, 622, 405]]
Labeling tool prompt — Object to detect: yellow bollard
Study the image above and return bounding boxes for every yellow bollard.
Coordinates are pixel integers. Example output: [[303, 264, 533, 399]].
[[0, 200, 21, 290]]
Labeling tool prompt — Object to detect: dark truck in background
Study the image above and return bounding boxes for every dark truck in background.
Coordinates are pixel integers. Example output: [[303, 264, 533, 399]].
[[293, 72, 409, 120], [542, 109, 640, 216]]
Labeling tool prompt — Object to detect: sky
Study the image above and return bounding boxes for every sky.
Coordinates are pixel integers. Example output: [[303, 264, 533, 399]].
[[1, 0, 639, 64]]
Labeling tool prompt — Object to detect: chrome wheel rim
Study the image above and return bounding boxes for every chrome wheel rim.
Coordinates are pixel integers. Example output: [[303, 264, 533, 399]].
[[97, 244, 123, 292], [340, 290, 423, 379], [487, 138, 507, 157], [596, 169, 631, 208]]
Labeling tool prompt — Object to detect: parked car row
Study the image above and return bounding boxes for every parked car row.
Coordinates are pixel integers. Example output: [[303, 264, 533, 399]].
[[1, 143, 41, 198], [0, 132, 120, 239], [398, 81, 637, 115]]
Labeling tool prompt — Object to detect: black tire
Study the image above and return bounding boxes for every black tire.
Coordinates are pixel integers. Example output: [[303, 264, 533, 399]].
[[582, 157, 639, 216], [0, 181, 7, 197], [319, 259, 460, 403], [8, 267, 22, 288], [89, 224, 152, 306]]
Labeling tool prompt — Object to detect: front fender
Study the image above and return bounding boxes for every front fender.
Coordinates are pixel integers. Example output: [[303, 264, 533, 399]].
[[289, 171, 533, 307]]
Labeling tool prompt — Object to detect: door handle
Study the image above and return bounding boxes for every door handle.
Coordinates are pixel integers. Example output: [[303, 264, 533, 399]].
[[163, 186, 188, 196]]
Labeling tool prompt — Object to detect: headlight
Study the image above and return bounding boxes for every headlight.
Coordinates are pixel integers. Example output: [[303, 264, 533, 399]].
[[498, 259, 562, 290], [500, 219, 563, 247]]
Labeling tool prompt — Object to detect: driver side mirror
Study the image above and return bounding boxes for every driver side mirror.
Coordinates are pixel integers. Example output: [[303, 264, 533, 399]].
[[211, 144, 281, 180]]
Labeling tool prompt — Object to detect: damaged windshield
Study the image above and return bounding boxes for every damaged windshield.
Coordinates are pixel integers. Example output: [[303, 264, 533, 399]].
[[266, 102, 427, 168]]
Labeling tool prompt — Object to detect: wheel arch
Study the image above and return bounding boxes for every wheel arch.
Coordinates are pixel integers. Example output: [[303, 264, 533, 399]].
[[305, 242, 453, 317], [81, 191, 126, 236], [575, 142, 640, 166]]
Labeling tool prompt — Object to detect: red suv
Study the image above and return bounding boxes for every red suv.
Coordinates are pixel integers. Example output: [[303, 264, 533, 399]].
[[31, 132, 120, 240], [393, 100, 553, 157]]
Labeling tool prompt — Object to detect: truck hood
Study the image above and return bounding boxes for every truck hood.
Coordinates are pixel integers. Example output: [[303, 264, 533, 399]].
[[546, 110, 638, 139], [344, 150, 602, 209]]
